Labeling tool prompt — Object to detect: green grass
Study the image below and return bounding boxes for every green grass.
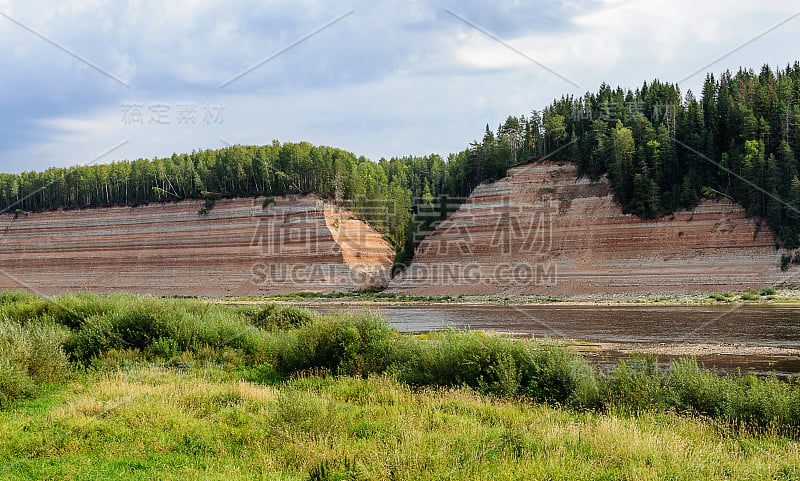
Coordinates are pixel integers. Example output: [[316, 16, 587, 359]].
[[1, 367, 798, 480], [1, 291, 800, 478]]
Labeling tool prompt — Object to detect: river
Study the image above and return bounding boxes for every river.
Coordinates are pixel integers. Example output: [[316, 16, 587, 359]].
[[294, 303, 800, 375]]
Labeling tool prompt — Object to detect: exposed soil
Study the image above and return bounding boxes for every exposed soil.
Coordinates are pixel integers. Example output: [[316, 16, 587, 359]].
[[0, 195, 394, 295], [389, 161, 789, 296]]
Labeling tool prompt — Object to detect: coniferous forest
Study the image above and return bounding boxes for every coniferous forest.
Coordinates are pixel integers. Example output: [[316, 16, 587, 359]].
[[3, 62, 800, 263]]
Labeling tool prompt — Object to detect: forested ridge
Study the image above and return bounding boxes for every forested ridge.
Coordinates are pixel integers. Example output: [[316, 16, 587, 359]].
[[0, 141, 467, 268], [3, 62, 800, 265], [484, 62, 800, 248]]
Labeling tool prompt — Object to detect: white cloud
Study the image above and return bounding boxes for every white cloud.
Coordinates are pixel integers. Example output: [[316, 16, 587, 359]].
[[2, 0, 800, 173]]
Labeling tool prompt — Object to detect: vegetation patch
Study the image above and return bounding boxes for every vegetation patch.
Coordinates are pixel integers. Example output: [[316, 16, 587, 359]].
[[1, 292, 800, 477], [1, 292, 799, 432]]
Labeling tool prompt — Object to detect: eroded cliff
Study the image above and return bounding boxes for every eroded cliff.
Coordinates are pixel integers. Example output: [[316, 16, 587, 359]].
[[389, 161, 787, 296], [0, 194, 394, 296]]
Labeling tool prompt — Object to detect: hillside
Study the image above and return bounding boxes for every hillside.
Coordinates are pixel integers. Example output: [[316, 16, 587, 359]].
[[0, 195, 394, 296], [2, 63, 799, 294], [389, 161, 785, 296]]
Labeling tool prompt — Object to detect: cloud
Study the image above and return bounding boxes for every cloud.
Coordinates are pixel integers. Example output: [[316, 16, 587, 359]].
[[1, 0, 800, 173]]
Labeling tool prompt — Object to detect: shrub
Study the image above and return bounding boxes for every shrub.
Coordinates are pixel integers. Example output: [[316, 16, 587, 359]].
[[0, 290, 40, 306], [665, 358, 728, 416], [276, 313, 396, 377], [393, 332, 599, 405], [760, 287, 777, 296], [0, 320, 70, 384], [781, 254, 792, 271], [242, 303, 315, 330], [393, 331, 520, 395], [0, 292, 123, 329], [722, 375, 800, 428], [152, 337, 180, 359], [0, 360, 34, 407], [0, 320, 70, 405], [601, 355, 664, 411], [63, 299, 278, 366]]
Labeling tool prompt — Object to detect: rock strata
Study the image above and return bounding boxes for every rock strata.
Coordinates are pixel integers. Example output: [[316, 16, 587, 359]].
[[0, 195, 394, 296], [389, 161, 786, 296]]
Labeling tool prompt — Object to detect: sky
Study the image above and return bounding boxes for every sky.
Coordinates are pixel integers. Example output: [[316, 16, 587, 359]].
[[1, 0, 799, 173]]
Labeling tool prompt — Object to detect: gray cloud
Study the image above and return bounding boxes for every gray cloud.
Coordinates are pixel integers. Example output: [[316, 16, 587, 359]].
[[1, 0, 799, 172]]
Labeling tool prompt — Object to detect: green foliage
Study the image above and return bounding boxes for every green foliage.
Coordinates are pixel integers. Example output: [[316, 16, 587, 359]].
[[782, 253, 792, 271], [241, 303, 315, 330], [393, 331, 599, 405], [0, 319, 70, 406], [276, 313, 397, 377], [666, 358, 727, 416], [2, 292, 800, 432], [740, 290, 761, 301], [0, 360, 34, 407], [761, 287, 777, 296], [601, 355, 663, 410]]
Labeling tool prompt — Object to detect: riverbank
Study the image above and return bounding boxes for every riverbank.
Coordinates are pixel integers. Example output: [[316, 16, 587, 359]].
[[220, 286, 800, 307], [3, 291, 800, 479], [222, 297, 800, 376]]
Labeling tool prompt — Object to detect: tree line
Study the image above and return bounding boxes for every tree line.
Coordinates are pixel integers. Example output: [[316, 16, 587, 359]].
[[476, 62, 800, 247], [3, 62, 800, 264], [0, 141, 482, 270]]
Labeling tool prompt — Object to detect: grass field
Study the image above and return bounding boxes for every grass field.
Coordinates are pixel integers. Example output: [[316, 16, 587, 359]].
[[2, 367, 799, 480], [1, 292, 799, 479]]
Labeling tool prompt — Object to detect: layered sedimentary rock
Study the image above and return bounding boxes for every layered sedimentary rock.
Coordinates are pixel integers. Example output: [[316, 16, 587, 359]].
[[0, 195, 394, 296], [390, 161, 786, 296]]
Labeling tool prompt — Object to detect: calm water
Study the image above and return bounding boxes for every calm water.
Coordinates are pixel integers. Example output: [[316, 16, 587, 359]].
[[296, 303, 800, 375], [299, 303, 800, 348]]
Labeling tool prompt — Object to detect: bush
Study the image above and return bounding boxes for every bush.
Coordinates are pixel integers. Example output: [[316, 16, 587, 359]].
[[760, 287, 777, 296], [0, 320, 70, 384], [722, 376, 800, 428], [242, 303, 315, 330], [276, 313, 396, 377], [0, 320, 70, 405], [0, 292, 123, 329], [601, 355, 664, 411], [393, 331, 599, 405], [0, 360, 34, 407], [0, 290, 40, 306], [781, 254, 792, 271], [521, 343, 599, 406], [665, 358, 727, 415], [393, 331, 527, 396]]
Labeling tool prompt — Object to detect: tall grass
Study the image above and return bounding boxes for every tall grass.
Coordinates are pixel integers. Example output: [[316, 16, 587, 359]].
[[0, 291, 799, 431], [392, 331, 599, 405], [0, 319, 70, 406]]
